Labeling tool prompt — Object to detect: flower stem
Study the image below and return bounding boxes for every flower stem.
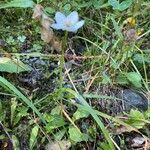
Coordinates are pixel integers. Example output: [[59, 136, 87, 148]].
[[59, 31, 68, 91]]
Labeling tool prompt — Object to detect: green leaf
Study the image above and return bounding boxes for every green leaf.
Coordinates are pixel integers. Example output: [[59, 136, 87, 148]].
[[0, 0, 35, 9], [0, 76, 46, 125], [116, 73, 129, 85], [13, 106, 28, 126], [0, 57, 30, 73], [51, 106, 61, 115], [45, 114, 65, 133], [133, 54, 150, 63], [119, 0, 133, 11], [108, 0, 120, 10], [68, 127, 84, 142], [11, 99, 18, 126], [30, 126, 39, 149], [12, 135, 20, 150], [126, 109, 145, 129], [54, 129, 66, 141], [111, 17, 123, 40], [0, 101, 5, 122], [125, 72, 142, 88], [145, 109, 150, 118], [108, 0, 133, 11], [65, 88, 115, 149], [73, 108, 89, 120]]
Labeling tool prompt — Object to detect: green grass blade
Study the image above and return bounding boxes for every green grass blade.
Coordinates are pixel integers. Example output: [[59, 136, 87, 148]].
[[65, 88, 115, 150], [0, 76, 46, 125]]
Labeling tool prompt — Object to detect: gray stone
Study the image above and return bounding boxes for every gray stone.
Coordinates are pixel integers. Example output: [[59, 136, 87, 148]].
[[121, 89, 148, 112]]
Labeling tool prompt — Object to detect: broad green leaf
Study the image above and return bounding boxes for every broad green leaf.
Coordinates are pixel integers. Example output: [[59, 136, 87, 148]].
[[0, 0, 35, 9], [108, 0, 133, 11], [108, 0, 120, 10], [126, 109, 145, 129], [0, 57, 30, 73], [119, 0, 133, 11], [12, 135, 19, 150], [68, 127, 84, 142], [125, 72, 142, 88], [116, 73, 129, 85], [13, 106, 28, 126], [73, 108, 89, 120], [54, 129, 66, 141], [145, 109, 150, 118], [44, 114, 65, 133], [0, 76, 46, 125], [0, 135, 5, 140], [133, 54, 150, 63], [29, 126, 39, 149], [51, 106, 61, 115]]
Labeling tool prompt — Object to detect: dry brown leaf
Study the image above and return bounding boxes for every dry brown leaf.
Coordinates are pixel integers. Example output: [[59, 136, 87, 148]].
[[32, 4, 61, 51], [46, 140, 71, 150], [41, 14, 54, 30], [145, 140, 150, 150], [32, 4, 44, 20], [112, 126, 132, 134], [41, 27, 54, 43], [50, 37, 62, 52]]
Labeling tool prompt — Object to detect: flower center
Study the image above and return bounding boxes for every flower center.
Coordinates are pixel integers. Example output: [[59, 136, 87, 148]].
[[64, 20, 72, 27]]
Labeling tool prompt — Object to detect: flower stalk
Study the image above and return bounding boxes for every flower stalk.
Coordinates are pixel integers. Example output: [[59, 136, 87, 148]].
[[59, 31, 68, 91]]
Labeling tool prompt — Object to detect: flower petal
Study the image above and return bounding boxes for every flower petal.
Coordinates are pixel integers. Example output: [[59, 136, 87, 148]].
[[55, 12, 66, 23], [51, 23, 64, 30], [67, 20, 85, 32], [66, 11, 79, 24]]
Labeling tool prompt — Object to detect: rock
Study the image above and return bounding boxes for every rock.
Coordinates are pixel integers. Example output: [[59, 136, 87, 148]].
[[121, 89, 148, 112]]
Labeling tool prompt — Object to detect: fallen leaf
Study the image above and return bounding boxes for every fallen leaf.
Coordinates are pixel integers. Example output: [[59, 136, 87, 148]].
[[145, 140, 150, 150], [50, 37, 62, 52], [32, 4, 43, 20], [41, 14, 54, 30], [112, 125, 132, 134], [46, 140, 71, 150], [32, 4, 61, 51], [41, 27, 54, 43]]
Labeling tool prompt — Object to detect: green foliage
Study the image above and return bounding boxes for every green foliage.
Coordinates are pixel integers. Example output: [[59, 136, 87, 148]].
[[0, 0, 149, 149], [125, 109, 147, 129], [108, 0, 133, 11], [0, 57, 30, 73], [44, 114, 66, 133], [65, 88, 115, 150], [111, 17, 123, 40], [134, 53, 150, 63], [73, 108, 90, 121], [69, 127, 88, 142], [0, 76, 46, 124], [29, 126, 39, 149], [13, 106, 29, 126], [12, 135, 20, 150], [117, 72, 142, 88], [0, 0, 35, 9], [126, 72, 142, 88]]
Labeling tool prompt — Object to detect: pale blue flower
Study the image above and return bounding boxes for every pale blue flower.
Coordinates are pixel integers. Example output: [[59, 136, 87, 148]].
[[51, 11, 84, 33]]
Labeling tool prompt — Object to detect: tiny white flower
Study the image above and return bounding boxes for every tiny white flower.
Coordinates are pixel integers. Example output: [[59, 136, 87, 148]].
[[51, 11, 84, 33]]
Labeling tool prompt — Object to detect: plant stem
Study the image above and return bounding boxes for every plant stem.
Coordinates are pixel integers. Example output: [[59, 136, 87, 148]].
[[59, 31, 68, 91]]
